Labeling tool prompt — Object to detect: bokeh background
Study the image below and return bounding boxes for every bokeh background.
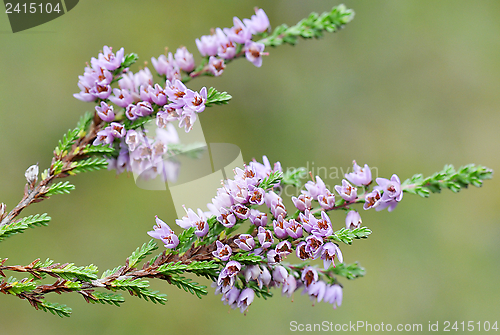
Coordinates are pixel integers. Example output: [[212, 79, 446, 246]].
[[1, 0, 499, 334]]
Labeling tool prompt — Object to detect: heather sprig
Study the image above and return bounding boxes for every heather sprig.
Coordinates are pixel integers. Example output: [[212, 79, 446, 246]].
[[0, 3, 493, 318]]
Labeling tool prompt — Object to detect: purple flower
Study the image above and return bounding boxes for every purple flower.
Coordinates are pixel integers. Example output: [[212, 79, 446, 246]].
[[149, 84, 168, 106], [258, 266, 272, 288], [178, 107, 197, 132], [109, 88, 133, 108], [222, 287, 240, 309], [245, 41, 266, 67], [134, 101, 154, 117], [182, 87, 207, 113], [374, 174, 403, 212], [345, 210, 362, 229], [237, 288, 255, 313], [247, 185, 265, 205], [108, 122, 126, 138], [321, 243, 343, 270], [292, 194, 312, 212], [275, 241, 292, 256], [147, 216, 179, 249], [174, 46, 195, 72], [225, 17, 252, 44], [208, 56, 225, 76], [95, 101, 115, 122], [243, 8, 270, 34], [302, 176, 328, 200], [93, 128, 113, 146], [284, 219, 303, 239], [324, 284, 343, 309], [235, 234, 255, 251], [89, 82, 111, 99], [234, 164, 259, 187], [231, 204, 250, 220], [164, 79, 188, 108], [335, 179, 358, 202], [212, 240, 232, 261], [224, 261, 241, 277], [125, 104, 138, 121], [282, 274, 297, 298], [215, 28, 237, 60], [157, 106, 181, 127], [266, 250, 282, 265], [249, 209, 268, 227], [305, 234, 323, 259], [272, 265, 288, 284], [216, 207, 237, 228], [175, 208, 209, 237], [273, 216, 288, 239], [151, 54, 172, 76], [296, 241, 311, 261], [270, 200, 287, 219], [301, 266, 319, 288], [345, 161, 372, 186], [73, 82, 96, 102], [298, 211, 313, 233], [257, 226, 274, 249], [255, 155, 282, 180], [244, 265, 261, 282], [363, 189, 382, 210], [312, 211, 333, 237], [307, 280, 326, 303], [226, 179, 248, 203], [318, 190, 335, 211], [264, 190, 281, 208], [97, 46, 124, 71], [195, 34, 219, 57]]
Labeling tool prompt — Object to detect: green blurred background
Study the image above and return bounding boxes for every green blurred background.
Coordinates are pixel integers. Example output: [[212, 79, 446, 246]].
[[1, 0, 499, 334]]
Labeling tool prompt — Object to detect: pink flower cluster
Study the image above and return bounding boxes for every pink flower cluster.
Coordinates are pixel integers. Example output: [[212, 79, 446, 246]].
[[196, 8, 270, 70]]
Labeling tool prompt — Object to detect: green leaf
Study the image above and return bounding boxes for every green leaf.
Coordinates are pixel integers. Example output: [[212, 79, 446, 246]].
[[101, 266, 123, 279], [111, 278, 167, 304], [230, 252, 264, 265], [127, 240, 158, 268], [258, 170, 283, 190], [168, 275, 207, 299], [258, 4, 354, 47], [330, 227, 371, 245], [5, 277, 36, 295], [54, 128, 79, 157], [88, 292, 125, 306], [82, 144, 116, 155], [402, 164, 493, 198], [331, 262, 366, 280], [176, 227, 197, 254], [75, 111, 93, 134], [122, 53, 139, 68], [205, 87, 232, 106], [51, 263, 98, 282], [69, 157, 108, 174], [156, 261, 188, 275], [186, 261, 219, 280], [0, 213, 51, 242], [44, 181, 75, 197], [282, 167, 307, 188], [36, 300, 72, 318]]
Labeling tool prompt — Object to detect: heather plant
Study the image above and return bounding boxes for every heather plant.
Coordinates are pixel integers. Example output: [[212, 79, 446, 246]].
[[0, 4, 492, 318]]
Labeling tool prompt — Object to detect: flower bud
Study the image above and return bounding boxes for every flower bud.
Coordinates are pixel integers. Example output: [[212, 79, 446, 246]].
[[25, 164, 39, 185]]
